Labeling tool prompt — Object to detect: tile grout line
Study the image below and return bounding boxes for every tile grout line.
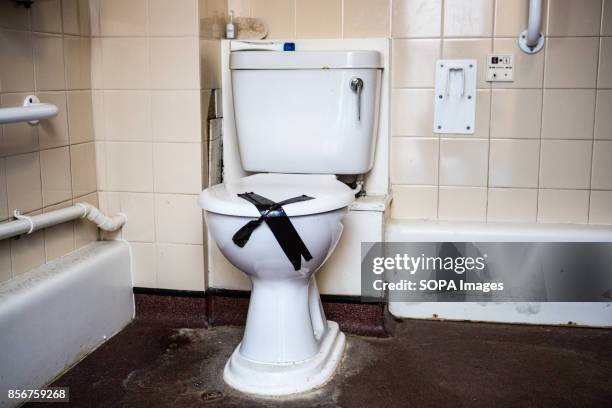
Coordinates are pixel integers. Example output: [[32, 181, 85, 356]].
[[534, 0, 552, 223], [485, 0, 497, 221], [586, 0, 606, 224], [436, 0, 445, 220]]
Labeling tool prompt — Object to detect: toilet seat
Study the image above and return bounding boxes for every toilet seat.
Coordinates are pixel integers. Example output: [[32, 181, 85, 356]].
[[199, 173, 354, 217]]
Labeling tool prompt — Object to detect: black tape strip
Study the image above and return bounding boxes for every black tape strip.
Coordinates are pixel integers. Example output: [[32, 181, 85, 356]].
[[232, 192, 315, 271]]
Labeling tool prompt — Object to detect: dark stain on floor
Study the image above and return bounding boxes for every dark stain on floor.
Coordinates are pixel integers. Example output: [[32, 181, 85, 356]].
[[29, 319, 612, 408]]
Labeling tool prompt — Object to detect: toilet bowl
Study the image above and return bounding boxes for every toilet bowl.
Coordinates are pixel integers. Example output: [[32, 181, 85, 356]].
[[200, 173, 354, 395]]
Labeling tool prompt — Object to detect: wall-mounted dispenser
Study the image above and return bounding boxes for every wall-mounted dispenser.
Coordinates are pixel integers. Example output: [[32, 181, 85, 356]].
[[433, 59, 476, 135]]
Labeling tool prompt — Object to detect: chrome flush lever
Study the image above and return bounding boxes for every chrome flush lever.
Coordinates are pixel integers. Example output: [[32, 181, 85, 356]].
[[350, 77, 364, 121]]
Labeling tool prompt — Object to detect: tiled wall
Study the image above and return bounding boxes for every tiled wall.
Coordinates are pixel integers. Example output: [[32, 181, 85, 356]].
[[390, 0, 612, 225], [91, 0, 208, 291], [0, 0, 98, 284], [226, 0, 612, 225]]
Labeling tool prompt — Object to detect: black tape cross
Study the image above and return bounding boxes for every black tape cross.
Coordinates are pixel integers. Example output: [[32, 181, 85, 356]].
[[232, 192, 315, 271]]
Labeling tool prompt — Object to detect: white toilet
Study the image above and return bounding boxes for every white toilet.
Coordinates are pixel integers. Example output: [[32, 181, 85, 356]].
[[199, 49, 382, 396]]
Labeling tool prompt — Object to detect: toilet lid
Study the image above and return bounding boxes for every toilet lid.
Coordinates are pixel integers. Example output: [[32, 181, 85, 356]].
[[199, 173, 355, 217]]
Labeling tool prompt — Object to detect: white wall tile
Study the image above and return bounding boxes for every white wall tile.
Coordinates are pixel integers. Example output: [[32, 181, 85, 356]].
[[33, 34, 65, 91], [392, 0, 441, 38], [487, 188, 537, 223], [0, 241, 12, 282], [542, 90, 596, 140], [119, 193, 155, 242], [544, 38, 599, 88], [591, 141, 612, 189], [70, 142, 97, 198], [595, 90, 612, 140], [589, 190, 612, 225], [539, 140, 592, 189], [5, 152, 42, 214], [151, 91, 201, 142], [40, 146, 72, 206], [491, 90, 542, 139], [103, 91, 152, 141], [156, 243, 205, 290], [153, 143, 202, 194], [391, 185, 438, 220], [0, 158, 6, 221], [438, 186, 487, 221], [489, 139, 540, 188], [10, 229, 45, 275], [149, 0, 199, 36], [150, 38, 200, 89], [390, 138, 438, 185], [538, 189, 589, 224], [599, 37, 612, 88], [131, 242, 157, 287], [105, 142, 154, 192], [443, 0, 494, 37], [392, 39, 440, 88], [0, 30, 34, 92], [154, 194, 203, 244], [101, 38, 150, 89], [547, 0, 602, 36], [391, 89, 435, 137], [439, 139, 488, 186], [100, 0, 147, 36]]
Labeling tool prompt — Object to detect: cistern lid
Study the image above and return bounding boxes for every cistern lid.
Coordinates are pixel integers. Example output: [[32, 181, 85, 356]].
[[230, 50, 383, 70]]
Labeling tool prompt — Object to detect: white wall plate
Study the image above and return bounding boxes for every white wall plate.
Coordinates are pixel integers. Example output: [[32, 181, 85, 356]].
[[486, 54, 514, 82], [433, 59, 477, 135]]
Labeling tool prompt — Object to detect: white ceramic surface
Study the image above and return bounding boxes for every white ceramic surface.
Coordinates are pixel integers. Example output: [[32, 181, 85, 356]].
[[231, 51, 382, 174], [0, 242, 133, 408], [200, 48, 384, 395], [205, 207, 348, 394], [199, 173, 355, 217]]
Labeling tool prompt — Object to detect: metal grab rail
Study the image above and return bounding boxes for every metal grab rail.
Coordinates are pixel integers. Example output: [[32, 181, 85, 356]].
[[519, 0, 545, 54], [0, 95, 58, 125]]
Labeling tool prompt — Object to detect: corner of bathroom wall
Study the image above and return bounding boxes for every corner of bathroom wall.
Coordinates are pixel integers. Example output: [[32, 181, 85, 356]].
[[87, 0, 208, 291]]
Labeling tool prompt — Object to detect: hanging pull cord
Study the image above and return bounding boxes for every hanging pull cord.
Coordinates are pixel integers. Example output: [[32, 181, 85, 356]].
[[233, 192, 315, 271]]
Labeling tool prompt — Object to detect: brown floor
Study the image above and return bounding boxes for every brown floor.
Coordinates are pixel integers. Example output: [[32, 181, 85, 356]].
[[30, 318, 612, 408]]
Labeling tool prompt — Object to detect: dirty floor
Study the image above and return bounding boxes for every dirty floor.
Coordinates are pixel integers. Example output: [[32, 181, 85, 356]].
[[31, 319, 612, 408]]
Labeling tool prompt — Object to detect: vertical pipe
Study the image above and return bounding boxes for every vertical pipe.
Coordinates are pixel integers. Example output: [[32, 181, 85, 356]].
[[526, 0, 542, 47]]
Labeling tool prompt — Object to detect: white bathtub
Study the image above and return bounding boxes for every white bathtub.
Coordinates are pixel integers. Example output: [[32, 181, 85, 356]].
[[385, 220, 612, 327], [0, 241, 133, 408]]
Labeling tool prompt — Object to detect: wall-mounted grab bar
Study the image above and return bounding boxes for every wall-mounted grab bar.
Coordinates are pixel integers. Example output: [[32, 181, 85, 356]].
[[0, 95, 59, 126], [519, 0, 545, 54], [0, 204, 127, 241]]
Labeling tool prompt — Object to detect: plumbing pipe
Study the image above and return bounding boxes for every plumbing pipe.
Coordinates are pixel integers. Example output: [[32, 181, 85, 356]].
[[519, 0, 544, 54], [0, 95, 59, 125], [0, 204, 127, 241]]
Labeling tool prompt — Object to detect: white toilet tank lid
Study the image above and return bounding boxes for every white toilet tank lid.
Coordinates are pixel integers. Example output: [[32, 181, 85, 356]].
[[199, 174, 355, 217], [230, 50, 383, 70]]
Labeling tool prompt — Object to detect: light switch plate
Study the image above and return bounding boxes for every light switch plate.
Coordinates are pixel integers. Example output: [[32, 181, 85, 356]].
[[486, 54, 514, 82], [433, 59, 477, 135]]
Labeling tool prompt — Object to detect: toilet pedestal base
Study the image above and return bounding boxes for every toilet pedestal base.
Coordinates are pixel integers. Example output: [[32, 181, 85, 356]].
[[223, 321, 346, 396]]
